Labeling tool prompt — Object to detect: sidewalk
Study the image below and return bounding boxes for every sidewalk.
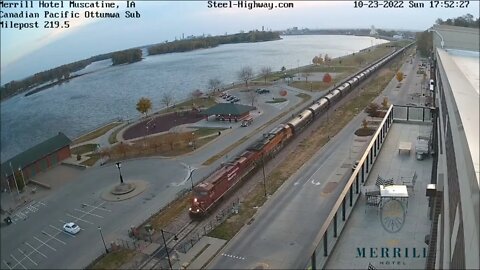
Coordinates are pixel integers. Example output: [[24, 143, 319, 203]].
[[172, 236, 226, 270]]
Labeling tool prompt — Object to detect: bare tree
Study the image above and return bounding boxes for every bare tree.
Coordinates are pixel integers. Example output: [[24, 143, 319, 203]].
[[237, 66, 254, 88], [207, 78, 222, 94], [161, 92, 175, 108], [260, 66, 272, 84], [246, 89, 257, 106]]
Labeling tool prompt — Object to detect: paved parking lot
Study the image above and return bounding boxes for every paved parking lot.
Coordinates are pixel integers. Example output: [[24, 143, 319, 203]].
[[2, 201, 112, 270]]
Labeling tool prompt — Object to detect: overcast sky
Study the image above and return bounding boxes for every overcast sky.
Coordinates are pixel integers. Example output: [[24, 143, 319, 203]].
[[1, 0, 478, 84]]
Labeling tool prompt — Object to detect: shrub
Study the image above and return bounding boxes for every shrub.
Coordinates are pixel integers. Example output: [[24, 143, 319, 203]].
[[381, 97, 389, 110], [365, 102, 380, 117], [323, 73, 332, 83]]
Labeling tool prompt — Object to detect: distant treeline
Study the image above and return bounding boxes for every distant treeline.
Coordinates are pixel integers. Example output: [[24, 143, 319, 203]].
[[112, 49, 142, 65], [147, 31, 280, 55], [0, 48, 141, 101], [436, 14, 479, 28]]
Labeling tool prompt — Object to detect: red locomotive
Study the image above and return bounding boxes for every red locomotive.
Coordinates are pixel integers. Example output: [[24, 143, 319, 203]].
[[189, 124, 293, 215]]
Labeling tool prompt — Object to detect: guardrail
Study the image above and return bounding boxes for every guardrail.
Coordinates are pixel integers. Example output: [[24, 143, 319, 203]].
[[392, 105, 434, 123], [304, 104, 394, 270]]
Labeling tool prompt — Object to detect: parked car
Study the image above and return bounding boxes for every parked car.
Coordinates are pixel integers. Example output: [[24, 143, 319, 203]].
[[63, 222, 81, 234], [227, 96, 235, 101], [241, 116, 253, 127], [233, 97, 240, 102], [256, 88, 270, 94]]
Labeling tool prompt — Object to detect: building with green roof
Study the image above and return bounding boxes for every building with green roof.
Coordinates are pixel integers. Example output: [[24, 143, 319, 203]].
[[201, 103, 255, 121], [1, 132, 72, 191]]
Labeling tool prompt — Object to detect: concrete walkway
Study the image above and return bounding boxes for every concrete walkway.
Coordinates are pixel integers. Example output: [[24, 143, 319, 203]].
[[325, 123, 433, 270]]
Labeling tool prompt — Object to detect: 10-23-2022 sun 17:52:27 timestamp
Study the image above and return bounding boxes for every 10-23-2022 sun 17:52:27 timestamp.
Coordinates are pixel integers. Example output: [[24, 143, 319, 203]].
[[353, 1, 470, 9]]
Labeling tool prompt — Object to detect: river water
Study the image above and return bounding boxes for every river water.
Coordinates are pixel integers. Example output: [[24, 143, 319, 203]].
[[1, 35, 387, 160]]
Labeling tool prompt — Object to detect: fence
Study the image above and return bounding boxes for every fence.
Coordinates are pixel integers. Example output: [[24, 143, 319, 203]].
[[175, 198, 240, 254]]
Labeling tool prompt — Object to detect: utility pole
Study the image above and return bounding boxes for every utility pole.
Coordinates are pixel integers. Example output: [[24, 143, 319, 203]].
[[161, 229, 173, 270], [261, 153, 267, 197]]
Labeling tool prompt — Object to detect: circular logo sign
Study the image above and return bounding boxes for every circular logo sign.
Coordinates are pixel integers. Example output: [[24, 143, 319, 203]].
[[380, 199, 406, 233]]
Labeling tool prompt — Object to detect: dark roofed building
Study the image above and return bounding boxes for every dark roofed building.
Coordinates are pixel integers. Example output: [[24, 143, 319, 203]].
[[201, 103, 255, 121], [1, 132, 72, 191]]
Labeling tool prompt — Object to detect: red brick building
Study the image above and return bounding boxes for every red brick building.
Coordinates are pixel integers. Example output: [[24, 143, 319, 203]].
[[1, 132, 72, 191]]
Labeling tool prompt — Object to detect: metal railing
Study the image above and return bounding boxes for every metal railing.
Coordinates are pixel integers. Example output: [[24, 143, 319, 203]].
[[305, 105, 394, 270], [392, 105, 433, 123]]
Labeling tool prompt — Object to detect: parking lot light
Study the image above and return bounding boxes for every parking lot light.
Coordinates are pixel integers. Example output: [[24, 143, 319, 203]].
[[98, 226, 109, 254], [115, 162, 124, 184]]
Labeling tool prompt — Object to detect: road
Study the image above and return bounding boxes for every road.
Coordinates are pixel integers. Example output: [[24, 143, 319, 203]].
[[207, 51, 424, 269]]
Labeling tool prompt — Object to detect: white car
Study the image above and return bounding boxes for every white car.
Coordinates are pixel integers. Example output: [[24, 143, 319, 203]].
[[63, 222, 81, 234]]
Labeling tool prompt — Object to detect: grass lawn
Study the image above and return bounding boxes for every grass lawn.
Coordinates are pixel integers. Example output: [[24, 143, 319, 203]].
[[88, 249, 137, 270], [73, 122, 122, 145], [105, 128, 224, 161], [108, 123, 129, 145], [80, 153, 102, 167], [266, 98, 287, 103], [164, 97, 217, 113], [71, 144, 99, 155]]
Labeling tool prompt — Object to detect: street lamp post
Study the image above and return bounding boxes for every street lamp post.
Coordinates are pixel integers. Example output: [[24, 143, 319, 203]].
[[115, 162, 124, 184], [188, 166, 196, 190], [9, 162, 19, 195], [191, 132, 195, 149], [98, 226, 109, 254], [18, 167, 26, 191], [261, 153, 267, 197], [161, 229, 173, 270], [4, 174, 12, 194]]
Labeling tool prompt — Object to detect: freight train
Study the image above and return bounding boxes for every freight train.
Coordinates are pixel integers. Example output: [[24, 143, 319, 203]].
[[189, 43, 412, 216]]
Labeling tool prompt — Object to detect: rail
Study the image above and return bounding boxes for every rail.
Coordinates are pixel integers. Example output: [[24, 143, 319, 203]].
[[305, 104, 394, 269]]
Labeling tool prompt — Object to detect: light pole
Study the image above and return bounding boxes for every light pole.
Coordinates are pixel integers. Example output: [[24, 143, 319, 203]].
[[191, 132, 195, 150], [188, 166, 196, 190], [261, 153, 267, 197], [98, 227, 109, 254], [161, 229, 177, 270], [18, 167, 26, 191], [9, 162, 19, 195], [115, 162, 124, 184], [4, 174, 12, 194]]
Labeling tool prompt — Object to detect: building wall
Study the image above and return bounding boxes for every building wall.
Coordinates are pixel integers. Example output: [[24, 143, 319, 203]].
[[6, 146, 72, 186], [434, 49, 479, 270]]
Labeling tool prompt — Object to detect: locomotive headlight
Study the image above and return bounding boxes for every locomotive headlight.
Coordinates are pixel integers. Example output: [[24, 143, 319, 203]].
[[189, 207, 192, 211], [194, 198, 198, 203], [196, 209, 200, 213]]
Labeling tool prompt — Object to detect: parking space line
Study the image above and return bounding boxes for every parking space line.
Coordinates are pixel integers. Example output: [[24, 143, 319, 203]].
[[74, 208, 103, 218], [33, 236, 56, 251], [83, 202, 111, 212], [66, 213, 93, 224], [17, 248, 37, 266], [3, 260, 12, 270], [26, 205, 38, 212], [37, 201, 47, 206], [16, 212, 26, 219], [41, 231, 66, 245], [10, 254, 26, 270], [25, 242, 47, 258]]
